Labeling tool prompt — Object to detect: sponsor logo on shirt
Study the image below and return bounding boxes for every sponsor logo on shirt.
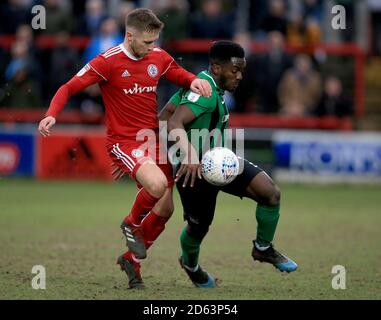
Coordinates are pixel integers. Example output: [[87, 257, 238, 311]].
[[147, 64, 158, 78], [123, 83, 157, 95]]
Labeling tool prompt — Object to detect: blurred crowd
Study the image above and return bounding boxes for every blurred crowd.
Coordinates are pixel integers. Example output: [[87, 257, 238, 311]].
[[1, 0, 376, 117]]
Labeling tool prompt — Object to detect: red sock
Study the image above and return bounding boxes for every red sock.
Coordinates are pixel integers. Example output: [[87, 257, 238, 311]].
[[124, 188, 159, 226], [141, 211, 169, 250], [123, 251, 140, 263]]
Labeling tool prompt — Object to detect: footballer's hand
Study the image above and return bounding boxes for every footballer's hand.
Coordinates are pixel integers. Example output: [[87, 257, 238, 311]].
[[38, 116, 56, 137], [190, 78, 212, 98], [175, 163, 202, 188]]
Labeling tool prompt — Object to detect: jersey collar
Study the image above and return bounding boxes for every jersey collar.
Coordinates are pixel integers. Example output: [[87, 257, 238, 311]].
[[201, 70, 224, 95], [119, 43, 142, 61]]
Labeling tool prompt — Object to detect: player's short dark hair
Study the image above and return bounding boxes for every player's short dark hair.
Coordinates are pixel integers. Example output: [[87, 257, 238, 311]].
[[126, 8, 164, 33], [209, 41, 245, 64]]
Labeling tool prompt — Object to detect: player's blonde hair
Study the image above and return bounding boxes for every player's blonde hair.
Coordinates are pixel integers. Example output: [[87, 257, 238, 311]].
[[125, 8, 164, 33]]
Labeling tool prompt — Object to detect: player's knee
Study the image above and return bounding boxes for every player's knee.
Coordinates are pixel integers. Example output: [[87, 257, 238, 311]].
[[266, 184, 281, 206], [187, 224, 209, 241], [147, 178, 168, 198]]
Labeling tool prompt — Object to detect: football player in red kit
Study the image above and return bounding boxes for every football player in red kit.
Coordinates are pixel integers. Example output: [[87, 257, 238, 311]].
[[38, 8, 211, 289]]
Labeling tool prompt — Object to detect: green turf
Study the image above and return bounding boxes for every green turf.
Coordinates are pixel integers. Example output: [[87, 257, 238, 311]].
[[0, 179, 380, 300]]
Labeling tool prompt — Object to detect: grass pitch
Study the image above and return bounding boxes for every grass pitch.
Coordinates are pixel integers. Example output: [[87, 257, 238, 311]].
[[0, 179, 380, 300]]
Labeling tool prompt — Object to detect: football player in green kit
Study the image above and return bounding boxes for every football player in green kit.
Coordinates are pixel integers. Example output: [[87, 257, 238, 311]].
[[160, 40, 298, 288]]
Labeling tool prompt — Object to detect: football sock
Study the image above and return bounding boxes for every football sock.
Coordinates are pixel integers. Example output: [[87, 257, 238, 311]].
[[141, 211, 169, 250], [123, 251, 141, 264], [180, 226, 202, 268], [124, 188, 160, 226], [255, 204, 280, 246], [254, 240, 270, 251]]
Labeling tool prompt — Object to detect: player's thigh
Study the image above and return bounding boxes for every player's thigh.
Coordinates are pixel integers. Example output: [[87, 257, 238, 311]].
[[152, 187, 174, 218], [176, 178, 218, 228], [245, 171, 281, 206], [221, 158, 263, 198]]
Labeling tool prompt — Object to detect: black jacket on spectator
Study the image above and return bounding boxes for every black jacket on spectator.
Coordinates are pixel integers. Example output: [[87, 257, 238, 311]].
[[315, 93, 353, 117]]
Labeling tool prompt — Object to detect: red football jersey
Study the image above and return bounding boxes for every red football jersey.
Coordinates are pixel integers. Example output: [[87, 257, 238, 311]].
[[46, 43, 196, 144]]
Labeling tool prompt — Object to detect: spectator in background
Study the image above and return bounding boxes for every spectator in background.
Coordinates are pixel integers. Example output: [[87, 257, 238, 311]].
[[0, 66, 41, 109], [41, 0, 73, 35], [242, 0, 269, 39], [0, 0, 32, 34], [303, 0, 323, 23], [5, 40, 40, 85], [14, 24, 44, 91], [190, 0, 234, 39], [158, 0, 189, 43], [49, 32, 80, 99], [15, 24, 34, 48], [83, 17, 123, 62], [278, 54, 322, 116], [234, 31, 293, 113], [116, 1, 136, 34], [315, 76, 352, 117], [0, 47, 7, 86], [287, 14, 321, 47], [75, 0, 107, 36], [255, 31, 293, 113], [260, 0, 288, 36], [230, 31, 253, 112]]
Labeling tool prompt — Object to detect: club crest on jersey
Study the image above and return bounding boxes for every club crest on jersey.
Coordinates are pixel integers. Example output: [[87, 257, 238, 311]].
[[147, 64, 158, 78], [131, 149, 144, 158], [77, 64, 90, 77]]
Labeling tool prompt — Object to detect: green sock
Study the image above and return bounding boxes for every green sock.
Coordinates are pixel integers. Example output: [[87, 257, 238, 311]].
[[255, 204, 280, 246], [180, 226, 202, 268]]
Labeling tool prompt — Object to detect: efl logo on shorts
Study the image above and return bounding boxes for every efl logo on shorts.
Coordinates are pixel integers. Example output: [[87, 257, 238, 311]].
[[0, 143, 20, 175], [131, 149, 144, 158], [147, 64, 158, 78]]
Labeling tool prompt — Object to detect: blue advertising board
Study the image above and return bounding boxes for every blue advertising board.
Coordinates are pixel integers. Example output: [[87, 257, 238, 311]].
[[0, 132, 35, 177], [273, 131, 381, 181]]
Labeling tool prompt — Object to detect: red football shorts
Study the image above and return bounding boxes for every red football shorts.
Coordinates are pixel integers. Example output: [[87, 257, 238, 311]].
[[108, 141, 174, 188]]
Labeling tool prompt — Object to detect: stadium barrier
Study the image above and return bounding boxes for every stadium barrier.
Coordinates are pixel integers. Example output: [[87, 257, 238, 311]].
[[0, 108, 353, 130], [0, 126, 112, 180]]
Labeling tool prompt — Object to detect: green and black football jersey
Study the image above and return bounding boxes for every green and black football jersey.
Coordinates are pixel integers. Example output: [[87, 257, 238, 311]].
[[169, 70, 229, 158]]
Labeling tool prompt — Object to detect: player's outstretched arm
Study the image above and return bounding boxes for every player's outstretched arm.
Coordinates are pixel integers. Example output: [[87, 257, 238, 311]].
[[38, 116, 56, 137], [162, 56, 211, 97], [38, 59, 106, 137]]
